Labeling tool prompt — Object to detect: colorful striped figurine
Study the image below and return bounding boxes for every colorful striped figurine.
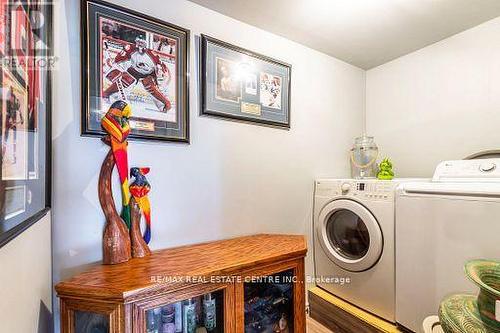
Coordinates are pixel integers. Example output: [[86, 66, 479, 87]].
[[129, 167, 152, 244], [101, 100, 132, 228]]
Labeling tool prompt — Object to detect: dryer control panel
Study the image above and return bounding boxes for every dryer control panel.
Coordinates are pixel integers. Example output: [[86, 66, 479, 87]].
[[433, 158, 500, 182]]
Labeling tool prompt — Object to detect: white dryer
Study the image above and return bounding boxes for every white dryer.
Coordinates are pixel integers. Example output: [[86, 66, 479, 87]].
[[396, 159, 500, 332], [313, 178, 418, 323]]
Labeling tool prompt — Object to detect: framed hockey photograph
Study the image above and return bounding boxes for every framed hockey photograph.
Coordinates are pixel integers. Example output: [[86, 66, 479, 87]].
[[201, 35, 291, 128], [81, 0, 190, 142], [0, 0, 6, 56], [1, 0, 52, 248], [1, 69, 28, 181]]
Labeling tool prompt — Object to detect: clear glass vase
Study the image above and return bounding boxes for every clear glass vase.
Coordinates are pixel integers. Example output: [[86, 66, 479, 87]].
[[350, 135, 379, 179]]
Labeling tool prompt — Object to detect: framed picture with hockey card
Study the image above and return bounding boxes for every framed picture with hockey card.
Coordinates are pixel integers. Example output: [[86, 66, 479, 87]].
[[81, 0, 190, 142], [1, 0, 52, 248], [201, 35, 291, 128]]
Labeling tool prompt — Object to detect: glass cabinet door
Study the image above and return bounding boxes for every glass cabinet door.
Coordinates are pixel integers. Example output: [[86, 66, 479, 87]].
[[144, 290, 224, 333], [244, 269, 294, 333], [60, 299, 118, 333], [74, 311, 110, 333]]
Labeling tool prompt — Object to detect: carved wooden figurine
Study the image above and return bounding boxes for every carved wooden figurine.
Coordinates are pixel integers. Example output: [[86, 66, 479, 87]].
[[101, 100, 132, 228], [129, 167, 152, 244], [99, 101, 132, 265], [129, 197, 151, 258]]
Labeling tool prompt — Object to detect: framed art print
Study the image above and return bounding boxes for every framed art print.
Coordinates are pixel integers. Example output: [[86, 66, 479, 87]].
[[81, 0, 190, 142], [0, 0, 52, 248], [201, 35, 291, 128]]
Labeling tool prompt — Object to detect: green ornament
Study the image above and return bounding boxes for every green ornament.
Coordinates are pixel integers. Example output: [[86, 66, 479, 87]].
[[377, 158, 395, 180], [438, 260, 500, 333]]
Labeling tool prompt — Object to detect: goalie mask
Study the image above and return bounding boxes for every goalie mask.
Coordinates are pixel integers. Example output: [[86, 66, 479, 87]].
[[135, 37, 147, 53]]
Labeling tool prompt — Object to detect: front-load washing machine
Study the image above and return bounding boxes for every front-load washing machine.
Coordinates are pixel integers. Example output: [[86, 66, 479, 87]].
[[313, 178, 417, 323]]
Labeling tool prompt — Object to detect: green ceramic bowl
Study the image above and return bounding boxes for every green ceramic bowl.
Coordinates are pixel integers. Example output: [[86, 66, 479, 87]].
[[439, 294, 500, 333], [465, 260, 500, 328]]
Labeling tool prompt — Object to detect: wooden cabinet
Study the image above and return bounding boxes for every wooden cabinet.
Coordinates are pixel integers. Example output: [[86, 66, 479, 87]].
[[55, 234, 307, 333]]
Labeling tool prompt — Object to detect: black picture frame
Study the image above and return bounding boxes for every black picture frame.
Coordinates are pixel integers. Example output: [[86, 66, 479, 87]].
[[0, 0, 52, 248], [200, 35, 292, 129], [80, 0, 190, 143]]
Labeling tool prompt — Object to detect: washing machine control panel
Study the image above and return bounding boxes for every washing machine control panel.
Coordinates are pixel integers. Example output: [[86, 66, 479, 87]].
[[316, 180, 396, 201], [353, 181, 394, 200]]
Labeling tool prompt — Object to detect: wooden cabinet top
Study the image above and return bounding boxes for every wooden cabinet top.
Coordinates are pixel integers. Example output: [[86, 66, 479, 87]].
[[55, 234, 307, 303]]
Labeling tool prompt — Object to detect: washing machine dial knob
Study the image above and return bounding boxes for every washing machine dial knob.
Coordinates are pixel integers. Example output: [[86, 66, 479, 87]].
[[341, 183, 351, 193], [479, 162, 496, 172]]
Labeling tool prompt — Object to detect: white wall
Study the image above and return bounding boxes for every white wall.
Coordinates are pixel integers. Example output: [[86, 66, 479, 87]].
[[53, 0, 365, 329], [0, 213, 52, 333], [366, 17, 500, 177]]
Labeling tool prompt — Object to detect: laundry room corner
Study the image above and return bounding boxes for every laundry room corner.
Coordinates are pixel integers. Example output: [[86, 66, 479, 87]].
[[366, 16, 500, 177]]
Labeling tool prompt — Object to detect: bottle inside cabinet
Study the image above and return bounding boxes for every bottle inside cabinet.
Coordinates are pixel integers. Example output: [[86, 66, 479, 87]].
[[244, 269, 294, 333], [145, 290, 224, 333]]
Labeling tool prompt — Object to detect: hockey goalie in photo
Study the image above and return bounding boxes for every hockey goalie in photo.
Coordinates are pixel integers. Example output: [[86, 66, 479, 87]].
[[100, 17, 177, 130]]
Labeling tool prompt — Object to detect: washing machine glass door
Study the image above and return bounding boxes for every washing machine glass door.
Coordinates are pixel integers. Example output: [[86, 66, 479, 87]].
[[317, 199, 383, 272]]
